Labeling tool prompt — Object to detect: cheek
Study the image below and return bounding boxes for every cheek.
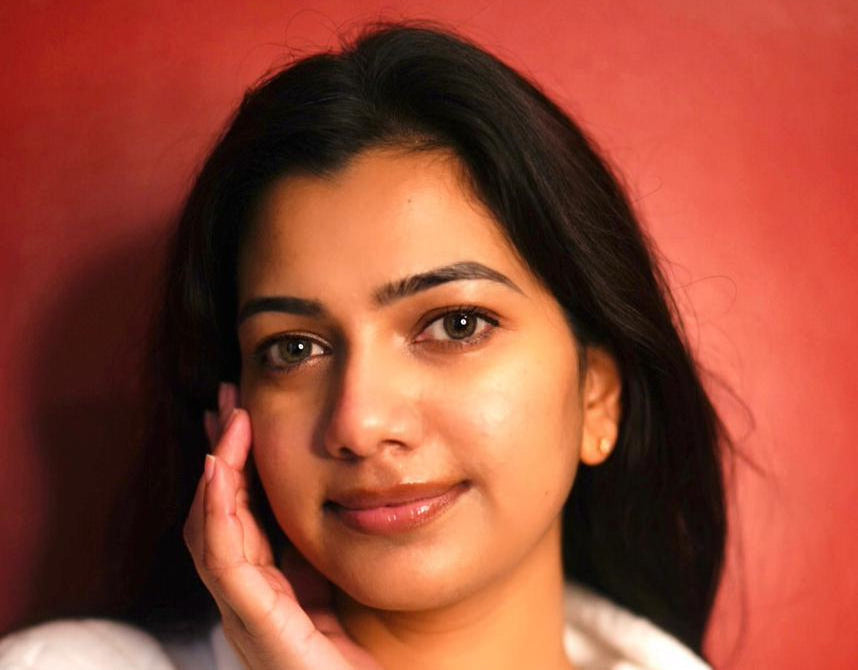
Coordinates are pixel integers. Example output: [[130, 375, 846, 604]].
[[429, 343, 582, 515], [243, 383, 324, 540]]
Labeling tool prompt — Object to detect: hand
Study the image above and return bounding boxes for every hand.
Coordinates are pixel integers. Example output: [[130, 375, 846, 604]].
[[183, 383, 382, 670]]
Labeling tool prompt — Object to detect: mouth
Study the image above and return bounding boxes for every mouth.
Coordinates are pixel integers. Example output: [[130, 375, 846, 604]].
[[324, 481, 471, 535]]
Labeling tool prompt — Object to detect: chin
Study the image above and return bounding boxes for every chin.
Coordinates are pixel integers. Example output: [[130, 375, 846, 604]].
[[324, 541, 487, 612], [335, 566, 478, 613]]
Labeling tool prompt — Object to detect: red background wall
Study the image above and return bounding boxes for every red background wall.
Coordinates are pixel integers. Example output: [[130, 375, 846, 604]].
[[1, 1, 855, 667]]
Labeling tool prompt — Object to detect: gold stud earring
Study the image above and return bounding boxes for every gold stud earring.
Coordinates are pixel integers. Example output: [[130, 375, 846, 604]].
[[598, 437, 612, 456]]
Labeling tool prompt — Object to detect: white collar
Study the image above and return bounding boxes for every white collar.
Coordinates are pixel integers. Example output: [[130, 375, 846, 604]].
[[202, 583, 710, 670], [562, 583, 710, 669]]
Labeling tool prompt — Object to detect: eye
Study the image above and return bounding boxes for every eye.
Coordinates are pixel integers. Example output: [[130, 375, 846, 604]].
[[416, 307, 499, 348], [254, 334, 329, 372]]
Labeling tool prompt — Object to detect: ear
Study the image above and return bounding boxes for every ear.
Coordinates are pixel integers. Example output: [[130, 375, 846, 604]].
[[579, 347, 622, 466]]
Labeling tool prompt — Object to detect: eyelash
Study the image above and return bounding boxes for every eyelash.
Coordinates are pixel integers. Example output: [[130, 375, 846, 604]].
[[252, 306, 500, 374]]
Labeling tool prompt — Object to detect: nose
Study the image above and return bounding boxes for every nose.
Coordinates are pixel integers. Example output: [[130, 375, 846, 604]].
[[319, 340, 423, 460]]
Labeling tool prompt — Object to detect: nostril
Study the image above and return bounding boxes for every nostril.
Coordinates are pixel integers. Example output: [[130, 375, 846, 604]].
[[328, 437, 412, 461], [333, 444, 361, 461]]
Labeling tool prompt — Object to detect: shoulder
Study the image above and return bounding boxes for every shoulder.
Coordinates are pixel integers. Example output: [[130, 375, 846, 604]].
[[563, 583, 712, 670], [0, 619, 177, 670]]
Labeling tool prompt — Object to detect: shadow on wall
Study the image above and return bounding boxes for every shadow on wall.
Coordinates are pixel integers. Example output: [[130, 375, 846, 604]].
[[23, 229, 170, 627]]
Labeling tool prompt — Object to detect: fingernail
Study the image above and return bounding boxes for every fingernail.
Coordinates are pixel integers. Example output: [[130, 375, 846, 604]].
[[205, 454, 216, 482]]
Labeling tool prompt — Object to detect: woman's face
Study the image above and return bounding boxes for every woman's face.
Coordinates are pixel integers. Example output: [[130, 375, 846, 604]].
[[237, 148, 598, 610]]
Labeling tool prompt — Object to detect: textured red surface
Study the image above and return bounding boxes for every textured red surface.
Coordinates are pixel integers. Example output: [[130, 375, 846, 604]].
[[1, 1, 856, 667]]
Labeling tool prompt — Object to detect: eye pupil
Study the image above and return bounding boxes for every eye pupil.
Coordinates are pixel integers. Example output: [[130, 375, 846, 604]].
[[443, 312, 477, 339]]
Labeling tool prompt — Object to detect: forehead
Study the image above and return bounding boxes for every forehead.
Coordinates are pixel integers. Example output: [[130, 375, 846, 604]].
[[237, 148, 532, 302]]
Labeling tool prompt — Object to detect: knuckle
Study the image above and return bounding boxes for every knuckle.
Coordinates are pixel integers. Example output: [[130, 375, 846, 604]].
[[200, 545, 230, 576]]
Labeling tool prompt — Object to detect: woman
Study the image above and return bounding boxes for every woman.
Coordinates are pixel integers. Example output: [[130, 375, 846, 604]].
[[0, 22, 727, 670]]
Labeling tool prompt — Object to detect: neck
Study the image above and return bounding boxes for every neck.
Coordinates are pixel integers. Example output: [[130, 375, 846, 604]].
[[335, 519, 574, 670]]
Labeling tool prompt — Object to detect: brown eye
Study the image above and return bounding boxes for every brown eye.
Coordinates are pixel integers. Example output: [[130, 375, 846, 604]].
[[443, 312, 478, 339], [256, 335, 328, 372], [276, 338, 314, 362], [416, 307, 499, 347]]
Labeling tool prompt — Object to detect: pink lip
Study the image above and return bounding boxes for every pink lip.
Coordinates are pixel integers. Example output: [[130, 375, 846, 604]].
[[326, 482, 469, 535]]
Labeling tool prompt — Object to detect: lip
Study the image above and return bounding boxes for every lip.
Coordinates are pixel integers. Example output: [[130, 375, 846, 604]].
[[325, 481, 470, 535]]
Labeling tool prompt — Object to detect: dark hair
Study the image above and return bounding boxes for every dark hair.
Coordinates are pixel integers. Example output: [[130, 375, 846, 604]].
[[124, 22, 727, 658]]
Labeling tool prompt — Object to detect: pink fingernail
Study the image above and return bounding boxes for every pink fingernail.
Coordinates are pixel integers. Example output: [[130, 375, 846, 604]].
[[204, 454, 216, 482]]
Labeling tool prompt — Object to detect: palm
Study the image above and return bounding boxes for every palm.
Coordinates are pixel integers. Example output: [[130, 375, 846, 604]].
[[231, 473, 380, 669], [185, 386, 382, 670]]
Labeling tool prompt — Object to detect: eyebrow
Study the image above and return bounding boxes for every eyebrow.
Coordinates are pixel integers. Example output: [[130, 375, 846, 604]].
[[237, 261, 522, 325]]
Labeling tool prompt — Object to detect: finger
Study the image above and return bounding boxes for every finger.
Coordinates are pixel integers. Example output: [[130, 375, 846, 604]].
[[213, 408, 252, 472], [203, 410, 219, 447], [202, 456, 294, 626], [189, 407, 248, 557], [183, 461, 209, 562], [218, 382, 240, 425], [186, 411, 252, 571], [198, 454, 254, 610], [203, 455, 244, 562], [196, 460, 357, 669]]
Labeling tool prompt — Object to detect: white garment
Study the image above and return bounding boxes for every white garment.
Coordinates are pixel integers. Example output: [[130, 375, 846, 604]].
[[0, 583, 710, 670]]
